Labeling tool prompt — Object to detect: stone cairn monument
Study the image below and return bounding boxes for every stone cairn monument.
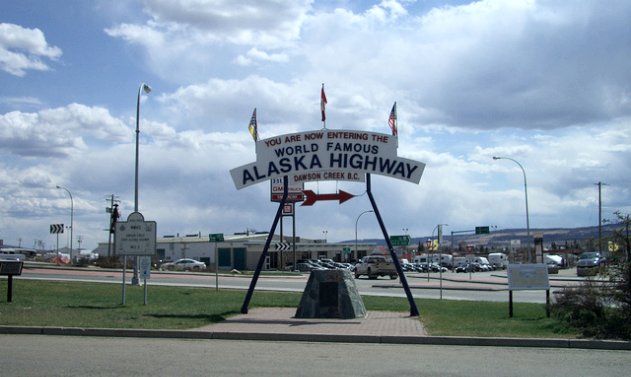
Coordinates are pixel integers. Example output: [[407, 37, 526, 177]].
[[295, 269, 366, 319]]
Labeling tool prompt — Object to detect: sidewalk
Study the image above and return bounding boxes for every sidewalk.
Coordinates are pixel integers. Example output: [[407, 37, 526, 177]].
[[2, 309, 629, 350], [196, 308, 426, 337], [190, 308, 628, 350]]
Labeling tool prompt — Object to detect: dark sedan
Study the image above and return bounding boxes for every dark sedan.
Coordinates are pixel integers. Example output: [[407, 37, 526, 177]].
[[576, 251, 606, 277]]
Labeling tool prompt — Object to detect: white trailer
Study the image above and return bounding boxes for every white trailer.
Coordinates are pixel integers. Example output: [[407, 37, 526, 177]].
[[487, 252, 508, 269], [413, 254, 429, 264], [465, 254, 490, 265], [544, 254, 564, 267]]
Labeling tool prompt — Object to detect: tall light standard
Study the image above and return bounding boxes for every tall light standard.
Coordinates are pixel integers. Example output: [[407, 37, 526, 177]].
[[428, 224, 448, 282], [402, 227, 409, 260], [355, 210, 374, 262], [493, 156, 531, 261], [135, 82, 152, 212], [595, 181, 606, 253], [432, 224, 448, 298], [132, 82, 152, 285], [56, 185, 73, 258]]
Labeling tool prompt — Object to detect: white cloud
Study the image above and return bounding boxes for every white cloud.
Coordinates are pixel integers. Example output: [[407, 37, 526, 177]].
[[0, 23, 62, 76], [142, 0, 311, 46], [235, 47, 289, 66], [0, 104, 130, 157], [2, 0, 631, 251]]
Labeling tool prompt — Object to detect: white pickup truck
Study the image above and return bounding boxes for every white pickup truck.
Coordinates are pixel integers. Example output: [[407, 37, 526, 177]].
[[354, 255, 398, 280]]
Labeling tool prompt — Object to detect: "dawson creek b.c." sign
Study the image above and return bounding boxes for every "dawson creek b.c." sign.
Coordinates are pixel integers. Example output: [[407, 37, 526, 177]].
[[230, 129, 425, 190]]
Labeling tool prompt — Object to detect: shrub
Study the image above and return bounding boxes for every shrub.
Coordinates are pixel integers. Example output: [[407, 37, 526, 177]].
[[95, 256, 123, 269], [551, 280, 608, 338], [552, 262, 631, 340]]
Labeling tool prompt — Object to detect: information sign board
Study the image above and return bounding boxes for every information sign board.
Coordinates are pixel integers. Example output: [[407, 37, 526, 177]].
[[507, 264, 550, 290], [115, 212, 157, 256], [0, 261, 23, 276]]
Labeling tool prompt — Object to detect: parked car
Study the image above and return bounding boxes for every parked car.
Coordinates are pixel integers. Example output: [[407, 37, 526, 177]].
[[576, 251, 606, 276], [547, 262, 559, 274], [455, 263, 476, 273], [296, 262, 325, 272], [354, 255, 397, 279], [161, 258, 206, 271], [413, 263, 428, 272], [401, 262, 416, 272]]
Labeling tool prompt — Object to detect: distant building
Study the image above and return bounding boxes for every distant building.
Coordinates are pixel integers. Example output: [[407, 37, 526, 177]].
[[93, 233, 376, 271]]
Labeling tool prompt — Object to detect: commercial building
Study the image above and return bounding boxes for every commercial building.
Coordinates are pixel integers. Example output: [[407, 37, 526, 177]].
[[93, 232, 376, 271]]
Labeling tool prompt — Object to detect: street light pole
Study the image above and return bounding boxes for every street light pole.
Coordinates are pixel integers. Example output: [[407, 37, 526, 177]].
[[135, 82, 152, 212], [595, 181, 607, 253], [432, 224, 447, 298], [56, 185, 73, 259], [355, 210, 374, 262], [132, 82, 152, 286], [493, 156, 531, 261]]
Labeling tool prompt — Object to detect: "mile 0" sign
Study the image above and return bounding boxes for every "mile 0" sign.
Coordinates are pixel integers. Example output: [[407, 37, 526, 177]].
[[114, 212, 157, 256]]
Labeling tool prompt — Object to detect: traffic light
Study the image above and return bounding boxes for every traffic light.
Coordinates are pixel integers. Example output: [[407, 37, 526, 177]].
[[110, 204, 120, 233]]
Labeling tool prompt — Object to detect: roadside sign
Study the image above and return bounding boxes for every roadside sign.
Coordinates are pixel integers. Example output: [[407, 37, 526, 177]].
[[0, 260, 23, 303], [139, 256, 151, 279], [0, 261, 23, 276], [390, 235, 410, 246], [270, 178, 304, 202], [115, 212, 157, 256], [275, 242, 290, 251], [49, 224, 64, 234], [209, 233, 224, 242], [343, 247, 351, 255], [507, 264, 550, 290], [282, 203, 294, 216], [507, 263, 551, 319]]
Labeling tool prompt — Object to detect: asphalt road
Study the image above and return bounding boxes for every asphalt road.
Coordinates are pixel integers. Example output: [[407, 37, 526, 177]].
[[19, 266, 572, 303], [1, 335, 629, 377]]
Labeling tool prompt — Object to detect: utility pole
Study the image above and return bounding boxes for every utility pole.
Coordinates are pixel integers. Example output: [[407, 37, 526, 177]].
[[105, 195, 120, 258]]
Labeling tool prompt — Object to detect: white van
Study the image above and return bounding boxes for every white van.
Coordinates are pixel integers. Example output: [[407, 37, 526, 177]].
[[465, 255, 490, 265]]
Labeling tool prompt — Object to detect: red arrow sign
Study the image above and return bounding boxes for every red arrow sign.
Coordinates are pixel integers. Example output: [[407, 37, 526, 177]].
[[301, 190, 354, 206]]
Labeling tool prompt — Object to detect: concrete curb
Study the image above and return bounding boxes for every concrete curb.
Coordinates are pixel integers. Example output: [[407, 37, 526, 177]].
[[1, 326, 629, 350]]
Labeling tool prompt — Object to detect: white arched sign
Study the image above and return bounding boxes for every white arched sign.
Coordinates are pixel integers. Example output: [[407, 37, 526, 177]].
[[231, 129, 425, 189]]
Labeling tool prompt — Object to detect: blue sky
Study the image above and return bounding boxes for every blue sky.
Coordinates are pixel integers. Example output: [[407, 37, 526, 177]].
[[1, 0, 630, 252]]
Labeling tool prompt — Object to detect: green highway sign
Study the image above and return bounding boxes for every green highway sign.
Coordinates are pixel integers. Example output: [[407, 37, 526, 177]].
[[343, 246, 351, 254], [475, 226, 490, 235], [209, 233, 224, 242], [390, 235, 410, 246]]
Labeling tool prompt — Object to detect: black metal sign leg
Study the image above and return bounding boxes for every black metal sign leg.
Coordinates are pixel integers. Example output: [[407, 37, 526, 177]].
[[240, 176, 289, 314], [366, 174, 420, 316]]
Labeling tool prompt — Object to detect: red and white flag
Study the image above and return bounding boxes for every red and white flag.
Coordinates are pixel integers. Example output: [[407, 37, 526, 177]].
[[320, 84, 327, 122], [388, 101, 397, 136]]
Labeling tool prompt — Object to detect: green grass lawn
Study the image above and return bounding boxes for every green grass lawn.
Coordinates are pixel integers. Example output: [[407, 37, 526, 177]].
[[0, 280, 578, 338]]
